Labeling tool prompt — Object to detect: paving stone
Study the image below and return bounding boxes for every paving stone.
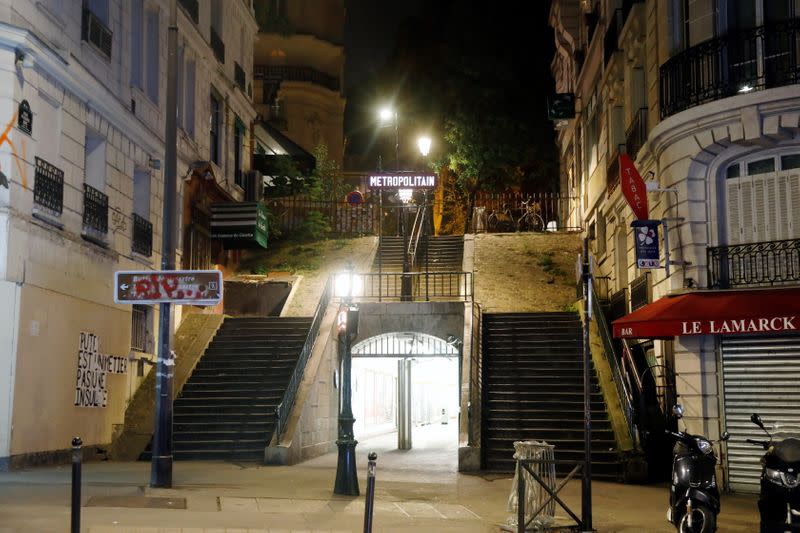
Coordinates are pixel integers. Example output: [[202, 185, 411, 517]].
[[220, 497, 259, 512]]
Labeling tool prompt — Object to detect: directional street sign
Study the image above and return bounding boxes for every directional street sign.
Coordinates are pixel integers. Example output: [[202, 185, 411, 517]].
[[114, 270, 223, 305]]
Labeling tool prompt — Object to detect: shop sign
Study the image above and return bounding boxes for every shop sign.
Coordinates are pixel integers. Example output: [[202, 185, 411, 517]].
[[368, 173, 436, 189], [17, 100, 32, 135], [631, 220, 660, 269], [74, 332, 128, 408], [680, 316, 797, 336], [619, 153, 648, 220], [210, 201, 268, 250]]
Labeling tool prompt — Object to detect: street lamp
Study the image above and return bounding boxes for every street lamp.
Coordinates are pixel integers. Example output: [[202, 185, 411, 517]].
[[378, 106, 399, 170], [417, 136, 432, 157], [334, 269, 360, 496]]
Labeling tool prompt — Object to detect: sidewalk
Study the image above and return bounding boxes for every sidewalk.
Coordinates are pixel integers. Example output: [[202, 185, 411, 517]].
[[0, 427, 760, 532]]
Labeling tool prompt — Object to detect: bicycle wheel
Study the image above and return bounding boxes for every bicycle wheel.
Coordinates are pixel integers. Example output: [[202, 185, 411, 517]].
[[487, 214, 499, 232], [517, 214, 531, 232], [532, 214, 545, 232]]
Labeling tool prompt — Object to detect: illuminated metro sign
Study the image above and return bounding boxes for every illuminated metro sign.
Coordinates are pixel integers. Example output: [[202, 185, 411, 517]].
[[368, 172, 436, 189]]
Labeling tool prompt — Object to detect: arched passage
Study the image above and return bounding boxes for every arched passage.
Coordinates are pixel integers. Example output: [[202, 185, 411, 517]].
[[349, 331, 461, 462]]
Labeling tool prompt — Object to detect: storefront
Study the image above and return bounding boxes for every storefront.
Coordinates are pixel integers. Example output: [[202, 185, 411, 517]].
[[612, 288, 800, 493]]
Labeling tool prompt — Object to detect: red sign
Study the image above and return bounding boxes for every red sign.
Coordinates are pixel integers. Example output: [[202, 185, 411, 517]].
[[612, 288, 800, 339], [619, 153, 648, 220], [114, 270, 223, 305], [346, 190, 364, 205]]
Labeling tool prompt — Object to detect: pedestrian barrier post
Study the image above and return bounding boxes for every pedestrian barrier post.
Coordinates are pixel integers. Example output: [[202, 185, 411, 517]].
[[363, 452, 378, 533], [71, 437, 82, 533]]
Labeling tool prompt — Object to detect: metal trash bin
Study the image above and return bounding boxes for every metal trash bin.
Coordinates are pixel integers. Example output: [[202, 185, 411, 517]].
[[505, 440, 556, 531]]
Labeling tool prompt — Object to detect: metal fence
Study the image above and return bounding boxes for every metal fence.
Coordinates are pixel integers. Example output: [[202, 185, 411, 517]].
[[358, 271, 473, 302], [472, 192, 581, 231], [264, 195, 378, 237]]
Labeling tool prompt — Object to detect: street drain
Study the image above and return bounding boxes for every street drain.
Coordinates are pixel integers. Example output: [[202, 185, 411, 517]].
[[85, 495, 186, 509]]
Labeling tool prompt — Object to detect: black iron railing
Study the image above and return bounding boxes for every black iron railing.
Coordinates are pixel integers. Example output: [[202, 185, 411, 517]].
[[81, 8, 112, 59], [131, 305, 148, 352], [707, 239, 800, 289], [178, 0, 199, 24], [273, 276, 333, 442], [591, 282, 636, 446], [132, 213, 153, 257], [630, 272, 650, 311], [626, 107, 648, 160], [358, 271, 473, 302], [608, 288, 628, 321], [604, 9, 622, 66], [234, 61, 246, 91], [33, 157, 64, 217], [210, 26, 225, 64], [660, 19, 800, 118], [82, 184, 108, 237], [469, 301, 482, 448], [253, 65, 340, 92]]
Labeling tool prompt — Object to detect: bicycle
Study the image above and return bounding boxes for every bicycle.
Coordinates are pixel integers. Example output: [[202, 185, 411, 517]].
[[486, 203, 515, 232], [516, 197, 545, 232]]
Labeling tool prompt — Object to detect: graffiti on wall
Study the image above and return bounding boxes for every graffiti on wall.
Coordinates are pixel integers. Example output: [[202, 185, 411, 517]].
[[0, 112, 28, 189], [74, 332, 128, 408]]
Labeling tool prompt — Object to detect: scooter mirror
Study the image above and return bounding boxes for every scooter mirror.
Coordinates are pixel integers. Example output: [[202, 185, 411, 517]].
[[672, 404, 684, 418], [721, 431, 731, 441], [751, 413, 765, 429]]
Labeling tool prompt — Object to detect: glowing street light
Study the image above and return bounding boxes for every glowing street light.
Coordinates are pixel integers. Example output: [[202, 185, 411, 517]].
[[417, 136, 432, 157]]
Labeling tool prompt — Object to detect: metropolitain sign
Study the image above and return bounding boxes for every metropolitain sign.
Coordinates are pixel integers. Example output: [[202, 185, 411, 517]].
[[368, 173, 436, 189]]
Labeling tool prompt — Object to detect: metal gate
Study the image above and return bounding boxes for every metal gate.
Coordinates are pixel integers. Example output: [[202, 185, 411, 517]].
[[722, 335, 800, 493]]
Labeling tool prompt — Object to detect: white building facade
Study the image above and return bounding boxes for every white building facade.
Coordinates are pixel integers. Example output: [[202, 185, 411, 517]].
[[0, 0, 257, 467], [551, 0, 800, 491]]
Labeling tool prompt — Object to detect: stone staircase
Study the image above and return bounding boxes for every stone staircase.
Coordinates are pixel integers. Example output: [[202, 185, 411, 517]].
[[141, 316, 312, 461], [423, 235, 464, 271], [371, 236, 405, 272], [481, 312, 621, 479]]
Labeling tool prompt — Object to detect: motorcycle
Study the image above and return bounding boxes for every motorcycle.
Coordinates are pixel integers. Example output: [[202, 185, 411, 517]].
[[746, 413, 800, 533], [666, 404, 730, 533]]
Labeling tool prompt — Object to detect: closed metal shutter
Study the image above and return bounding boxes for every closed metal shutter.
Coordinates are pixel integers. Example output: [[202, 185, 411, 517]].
[[722, 335, 800, 493]]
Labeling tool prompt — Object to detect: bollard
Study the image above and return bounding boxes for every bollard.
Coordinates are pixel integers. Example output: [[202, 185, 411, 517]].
[[363, 452, 378, 533], [71, 437, 82, 533]]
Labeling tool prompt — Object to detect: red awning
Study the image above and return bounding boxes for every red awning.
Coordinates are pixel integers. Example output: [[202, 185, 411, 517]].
[[612, 288, 800, 339]]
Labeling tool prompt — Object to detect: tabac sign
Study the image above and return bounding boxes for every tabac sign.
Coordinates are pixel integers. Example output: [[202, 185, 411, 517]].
[[114, 270, 223, 305], [368, 172, 436, 189], [619, 153, 648, 220]]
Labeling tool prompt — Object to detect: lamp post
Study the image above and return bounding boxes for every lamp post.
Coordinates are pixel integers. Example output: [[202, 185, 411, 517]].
[[334, 271, 360, 496], [379, 106, 399, 170]]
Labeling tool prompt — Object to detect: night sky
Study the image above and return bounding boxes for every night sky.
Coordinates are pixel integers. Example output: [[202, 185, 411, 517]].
[[343, 0, 557, 180]]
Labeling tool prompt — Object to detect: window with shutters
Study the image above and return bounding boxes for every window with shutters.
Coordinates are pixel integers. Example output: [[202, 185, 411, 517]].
[[724, 153, 800, 246]]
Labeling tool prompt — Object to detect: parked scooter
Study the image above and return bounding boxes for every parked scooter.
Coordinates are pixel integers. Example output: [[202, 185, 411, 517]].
[[746, 413, 800, 533], [666, 404, 730, 533]]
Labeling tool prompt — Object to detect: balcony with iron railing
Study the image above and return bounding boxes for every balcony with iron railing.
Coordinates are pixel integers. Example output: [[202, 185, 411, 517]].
[[33, 157, 64, 223], [626, 107, 648, 160], [630, 272, 650, 311], [210, 26, 225, 64], [253, 65, 340, 92], [234, 62, 246, 91], [707, 239, 800, 289], [660, 19, 800, 119], [82, 184, 108, 245], [81, 8, 112, 59], [132, 213, 153, 257]]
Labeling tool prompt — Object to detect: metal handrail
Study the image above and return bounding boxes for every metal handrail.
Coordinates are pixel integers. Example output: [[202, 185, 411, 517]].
[[407, 205, 426, 266], [590, 281, 637, 445], [273, 276, 333, 442], [469, 301, 482, 447]]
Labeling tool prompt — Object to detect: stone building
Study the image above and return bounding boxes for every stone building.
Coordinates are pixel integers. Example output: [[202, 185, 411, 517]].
[[252, 0, 346, 170], [0, 0, 257, 467], [551, 0, 800, 491]]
